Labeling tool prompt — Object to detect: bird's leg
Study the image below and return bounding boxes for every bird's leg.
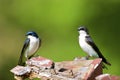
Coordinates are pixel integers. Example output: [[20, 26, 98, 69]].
[[85, 55, 90, 60], [50, 62, 57, 75], [70, 69, 74, 76], [34, 54, 39, 57], [26, 54, 29, 61], [51, 68, 57, 75]]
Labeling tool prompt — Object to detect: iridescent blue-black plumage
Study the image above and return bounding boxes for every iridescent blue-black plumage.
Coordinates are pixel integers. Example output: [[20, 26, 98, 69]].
[[18, 31, 41, 66]]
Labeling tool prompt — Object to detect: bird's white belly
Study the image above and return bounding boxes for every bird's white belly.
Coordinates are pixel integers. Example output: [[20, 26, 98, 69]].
[[79, 37, 98, 57], [26, 39, 39, 58]]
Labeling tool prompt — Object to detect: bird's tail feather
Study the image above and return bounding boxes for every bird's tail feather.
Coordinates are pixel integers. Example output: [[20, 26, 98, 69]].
[[18, 54, 26, 66], [102, 63, 108, 69], [103, 58, 111, 66], [105, 61, 111, 66]]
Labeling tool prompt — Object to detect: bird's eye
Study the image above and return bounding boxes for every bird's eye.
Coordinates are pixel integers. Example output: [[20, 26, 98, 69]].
[[80, 28, 85, 30], [29, 33, 32, 35]]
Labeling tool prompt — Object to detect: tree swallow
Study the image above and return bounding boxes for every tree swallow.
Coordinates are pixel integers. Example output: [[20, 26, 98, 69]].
[[18, 31, 41, 66], [78, 26, 111, 66]]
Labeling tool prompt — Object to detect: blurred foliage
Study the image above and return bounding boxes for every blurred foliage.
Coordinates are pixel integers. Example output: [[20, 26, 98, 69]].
[[0, 0, 120, 79]]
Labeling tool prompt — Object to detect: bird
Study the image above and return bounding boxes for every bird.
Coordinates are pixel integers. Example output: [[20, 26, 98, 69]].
[[78, 26, 111, 67], [18, 31, 41, 66]]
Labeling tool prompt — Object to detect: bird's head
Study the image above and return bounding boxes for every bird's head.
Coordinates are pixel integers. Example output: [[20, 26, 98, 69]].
[[26, 31, 39, 38], [78, 26, 89, 34]]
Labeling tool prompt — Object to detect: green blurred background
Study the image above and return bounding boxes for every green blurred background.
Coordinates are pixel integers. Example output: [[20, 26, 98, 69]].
[[0, 0, 120, 79]]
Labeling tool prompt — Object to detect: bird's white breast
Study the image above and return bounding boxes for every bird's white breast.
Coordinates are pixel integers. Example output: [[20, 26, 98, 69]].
[[26, 36, 39, 57], [79, 33, 98, 57]]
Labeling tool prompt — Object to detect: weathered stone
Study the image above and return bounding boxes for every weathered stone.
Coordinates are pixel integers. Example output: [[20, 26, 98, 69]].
[[10, 56, 105, 80]]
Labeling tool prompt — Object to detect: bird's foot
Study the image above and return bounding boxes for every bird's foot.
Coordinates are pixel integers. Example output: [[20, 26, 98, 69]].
[[85, 56, 90, 60]]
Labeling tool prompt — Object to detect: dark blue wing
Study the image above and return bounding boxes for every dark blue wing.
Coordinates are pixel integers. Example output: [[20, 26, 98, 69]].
[[85, 36, 100, 54], [18, 38, 30, 66], [85, 36, 111, 65]]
